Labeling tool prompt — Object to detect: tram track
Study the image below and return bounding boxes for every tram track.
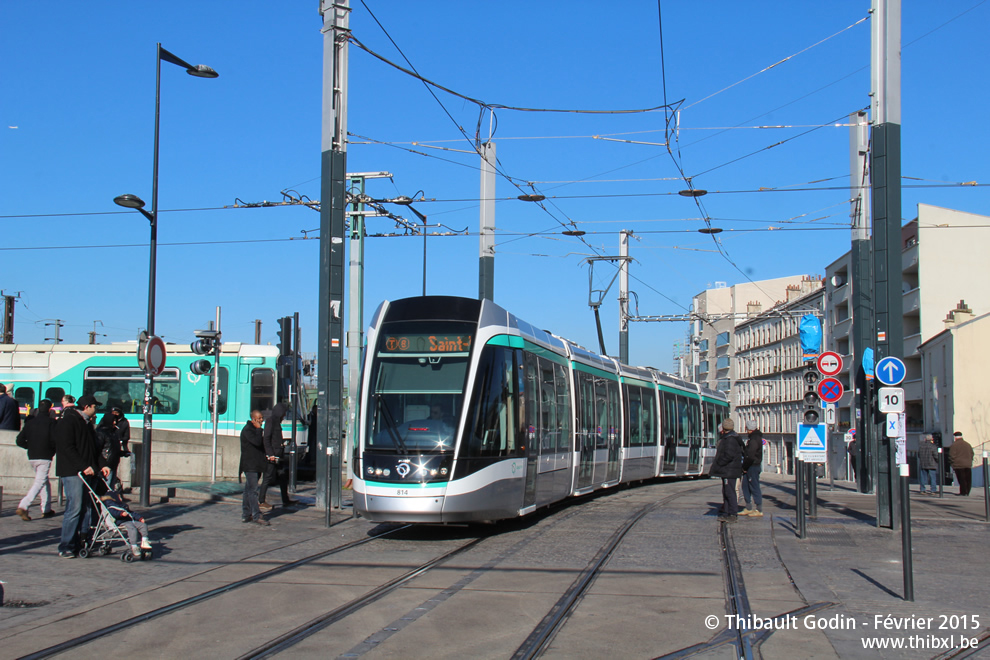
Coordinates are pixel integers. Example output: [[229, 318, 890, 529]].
[[16, 524, 412, 660], [512, 482, 711, 660]]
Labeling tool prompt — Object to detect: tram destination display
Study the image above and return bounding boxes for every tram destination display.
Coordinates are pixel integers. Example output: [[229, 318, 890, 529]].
[[382, 333, 473, 354]]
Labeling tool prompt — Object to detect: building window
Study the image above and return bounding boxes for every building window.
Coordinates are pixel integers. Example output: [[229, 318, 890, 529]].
[[716, 332, 730, 348], [699, 360, 709, 374], [698, 339, 709, 352], [716, 356, 730, 370]]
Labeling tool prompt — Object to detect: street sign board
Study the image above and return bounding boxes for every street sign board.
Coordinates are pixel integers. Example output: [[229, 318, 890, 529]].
[[797, 424, 827, 463], [878, 387, 905, 413], [816, 351, 843, 376], [875, 356, 906, 386], [885, 412, 900, 437], [825, 403, 836, 426], [141, 335, 167, 377], [818, 378, 844, 403]]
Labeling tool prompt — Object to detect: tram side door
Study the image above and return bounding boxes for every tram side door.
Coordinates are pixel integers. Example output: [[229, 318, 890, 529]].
[[522, 352, 539, 509], [576, 371, 595, 490]]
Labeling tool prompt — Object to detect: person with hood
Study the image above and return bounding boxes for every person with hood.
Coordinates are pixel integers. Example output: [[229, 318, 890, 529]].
[[259, 402, 296, 509], [54, 394, 110, 557], [15, 399, 57, 521], [710, 418, 744, 523], [739, 420, 764, 517]]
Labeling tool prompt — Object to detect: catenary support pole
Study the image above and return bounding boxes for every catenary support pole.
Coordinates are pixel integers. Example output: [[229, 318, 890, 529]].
[[796, 457, 806, 539], [479, 140, 496, 301], [870, 0, 903, 530], [317, 0, 349, 524], [619, 230, 630, 365]]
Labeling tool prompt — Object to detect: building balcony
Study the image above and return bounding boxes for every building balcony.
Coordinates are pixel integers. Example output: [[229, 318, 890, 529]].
[[829, 284, 849, 307], [903, 378, 922, 403], [902, 241, 919, 274], [903, 332, 921, 357], [903, 287, 920, 316], [831, 316, 852, 339]]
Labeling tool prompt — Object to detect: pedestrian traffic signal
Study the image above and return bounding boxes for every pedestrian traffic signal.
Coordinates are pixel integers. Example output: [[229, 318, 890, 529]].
[[190, 330, 220, 376], [803, 365, 821, 425]]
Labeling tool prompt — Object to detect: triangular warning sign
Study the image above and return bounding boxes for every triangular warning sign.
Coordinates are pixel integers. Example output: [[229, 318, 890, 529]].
[[801, 433, 825, 449]]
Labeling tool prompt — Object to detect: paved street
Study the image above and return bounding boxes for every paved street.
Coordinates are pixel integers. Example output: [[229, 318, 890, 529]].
[[1, 474, 988, 659]]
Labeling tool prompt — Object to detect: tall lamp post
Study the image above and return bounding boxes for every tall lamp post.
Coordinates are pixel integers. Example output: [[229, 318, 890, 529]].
[[114, 44, 218, 507], [392, 194, 427, 296]]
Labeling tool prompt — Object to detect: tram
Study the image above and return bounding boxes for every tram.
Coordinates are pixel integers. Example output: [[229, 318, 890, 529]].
[[352, 296, 730, 523], [0, 342, 284, 436]]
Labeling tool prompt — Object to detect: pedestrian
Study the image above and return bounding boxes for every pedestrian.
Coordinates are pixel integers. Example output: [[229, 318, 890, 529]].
[[847, 438, 858, 483], [96, 407, 127, 491], [15, 399, 57, 521], [0, 383, 21, 431], [917, 433, 938, 495], [58, 394, 76, 419], [259, 402, 296, 510], [53, 394, 110, 558], [739, 420, 764, 517], [710, 418, 744, 523], [240, 410, 269, 526], [948, 431, 974, 496]]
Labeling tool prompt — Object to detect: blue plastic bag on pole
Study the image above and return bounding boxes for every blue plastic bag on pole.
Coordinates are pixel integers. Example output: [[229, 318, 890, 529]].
[[799, 314, 822, 362], [862, 347, 874, 381]]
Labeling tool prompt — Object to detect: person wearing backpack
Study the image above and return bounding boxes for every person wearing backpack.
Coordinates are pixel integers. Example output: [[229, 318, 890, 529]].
[[15, 399, 57, 521]]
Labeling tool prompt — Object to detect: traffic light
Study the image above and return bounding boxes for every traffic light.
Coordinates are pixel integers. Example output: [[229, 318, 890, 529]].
[[277, 316, 293, 356], [802, 364, 821, 425], [190, 330, 220, 376]]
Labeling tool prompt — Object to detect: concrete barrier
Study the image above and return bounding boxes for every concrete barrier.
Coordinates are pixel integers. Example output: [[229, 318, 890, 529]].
[[0, 427, 243, 497]]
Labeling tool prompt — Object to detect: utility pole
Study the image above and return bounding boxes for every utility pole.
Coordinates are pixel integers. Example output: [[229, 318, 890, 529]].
[[317, 0, 349, 520], [619, 230, 632, 364], [89, 320, 105, 345], [45, 319, 64, 344], [479, 140, 496, 301], [870, 0, 903, 530], [1, 291, 18, 344], [850, 110, 872, 495], [254, 319, 262, 344]]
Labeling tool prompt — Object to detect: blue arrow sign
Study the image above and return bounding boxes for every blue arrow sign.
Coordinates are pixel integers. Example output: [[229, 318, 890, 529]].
[[875, 356, 906, 386]]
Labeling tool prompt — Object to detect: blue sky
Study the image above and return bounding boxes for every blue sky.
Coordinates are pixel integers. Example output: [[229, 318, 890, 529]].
[[3, 2, 989, 371]]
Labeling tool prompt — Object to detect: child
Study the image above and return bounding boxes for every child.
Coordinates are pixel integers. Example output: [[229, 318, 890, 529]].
[[100, 489, 152, 557]]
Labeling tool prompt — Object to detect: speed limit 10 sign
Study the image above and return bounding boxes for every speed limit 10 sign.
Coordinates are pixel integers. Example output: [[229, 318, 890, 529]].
[[878, 387, 905, 413]]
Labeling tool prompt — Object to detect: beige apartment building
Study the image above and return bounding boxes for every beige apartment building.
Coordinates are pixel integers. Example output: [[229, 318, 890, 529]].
[[824, 204, 990, 456], [918, 306, 990, 487]]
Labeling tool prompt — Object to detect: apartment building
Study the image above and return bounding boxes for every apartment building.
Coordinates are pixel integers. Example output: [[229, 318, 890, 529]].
[[731, 283, 825, 475], [690, 275, 820, 398], [824, 204, 989, 453]]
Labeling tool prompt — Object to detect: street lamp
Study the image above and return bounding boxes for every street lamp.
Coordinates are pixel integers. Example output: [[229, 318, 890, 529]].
[[114, 43, 218, 507], [392, 194, 428, 297]]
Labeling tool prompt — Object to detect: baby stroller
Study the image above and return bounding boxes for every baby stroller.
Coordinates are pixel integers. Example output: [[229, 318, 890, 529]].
[[78, 473, 151, 563]]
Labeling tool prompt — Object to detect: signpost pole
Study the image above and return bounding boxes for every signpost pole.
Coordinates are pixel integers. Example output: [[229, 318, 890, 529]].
[[808, 461, 818, 518], [795, 456, 806, 539]]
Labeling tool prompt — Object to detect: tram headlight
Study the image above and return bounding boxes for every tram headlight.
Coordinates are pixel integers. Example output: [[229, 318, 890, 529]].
[[440, 467, 448, 475], [430, 469, 438, 476], [374, 468, 383, 476], [366, 467, 374, 475], [382, 468, 390, 476]]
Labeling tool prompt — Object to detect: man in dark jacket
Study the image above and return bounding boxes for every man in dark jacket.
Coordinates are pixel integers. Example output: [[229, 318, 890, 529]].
[[54, 394, 109, 557], [259, 402, 295, 509], [240, 410, 269, 525], [0, 383, 21, 431], [949, 431, 975, 496], [917, 434, 938, 495], [739, 420, 764, 517], [710, 418, 744, 523], [15, 399, 57, 520]]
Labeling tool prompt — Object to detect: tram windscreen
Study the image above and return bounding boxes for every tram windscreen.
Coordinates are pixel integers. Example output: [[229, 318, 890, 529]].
[[366, 322, 473, 453]]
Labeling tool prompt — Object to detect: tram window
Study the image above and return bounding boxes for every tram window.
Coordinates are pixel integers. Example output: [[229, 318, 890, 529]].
[[83, 367, 180, 415], [45, 387, 65, 406], [524, 353, 540, 451], [553, 363, 570, 453], [539, 357, 557, 452], [14, 387, 35, 415], [251, 368, 275, 414], [644, 390, 656, 447], [626, 387, 640, 447], [210, 366, 229, 415], [462, 346, 517, 458]]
